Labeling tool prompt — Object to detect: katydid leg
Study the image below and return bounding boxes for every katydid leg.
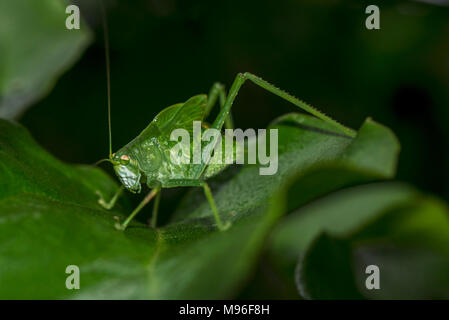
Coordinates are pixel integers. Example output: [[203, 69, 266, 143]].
[[160, 179, 231, 231], [115, 187, 161, 230], [151, 191, 161, 228], [193, 72, 356, 179], [201, 182, 231, 231], [205, 82, 234, 129], [216, 72, 355, 136], [96, 185, 124, 210]]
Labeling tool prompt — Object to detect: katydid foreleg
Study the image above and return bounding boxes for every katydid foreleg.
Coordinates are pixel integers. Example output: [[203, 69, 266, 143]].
[[97, 185, 124, 210], [115, 186, 161, 230]]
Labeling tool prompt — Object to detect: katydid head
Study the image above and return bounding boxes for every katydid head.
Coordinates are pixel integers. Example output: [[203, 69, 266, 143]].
[[111, 152, 142, 193]]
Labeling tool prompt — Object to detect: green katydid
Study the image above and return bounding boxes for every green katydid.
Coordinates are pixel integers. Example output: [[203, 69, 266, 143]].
[[95, 7, 356, 232]]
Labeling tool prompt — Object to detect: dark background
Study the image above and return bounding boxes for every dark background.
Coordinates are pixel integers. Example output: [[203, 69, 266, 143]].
[[21, 0, 449, 203]]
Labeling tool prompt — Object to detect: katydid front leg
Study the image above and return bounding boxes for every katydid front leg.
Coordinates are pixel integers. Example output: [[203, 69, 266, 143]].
[[115, 186, 161, 230], [96, 185, 124, 210]]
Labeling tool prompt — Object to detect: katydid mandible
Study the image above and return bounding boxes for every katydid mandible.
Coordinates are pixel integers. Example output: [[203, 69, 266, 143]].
[[95, 8, 356, 231]]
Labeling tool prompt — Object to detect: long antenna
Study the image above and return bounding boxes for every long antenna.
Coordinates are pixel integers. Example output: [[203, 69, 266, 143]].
[[100, 1, 112, 158]]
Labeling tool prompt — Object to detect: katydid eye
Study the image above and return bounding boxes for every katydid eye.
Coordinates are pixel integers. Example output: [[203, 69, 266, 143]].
[[120, 154, 130, 165]]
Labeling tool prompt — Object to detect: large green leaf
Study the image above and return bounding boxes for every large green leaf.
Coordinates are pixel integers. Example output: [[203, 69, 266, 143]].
[[0, 112, 398, 299], [0, 0, 91, 119]]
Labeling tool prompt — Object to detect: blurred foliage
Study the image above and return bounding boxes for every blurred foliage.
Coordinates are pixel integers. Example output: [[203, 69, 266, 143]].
[[0, 0, 90, 118], [297, 183, 449, 299], [256, 182, 449, 299]]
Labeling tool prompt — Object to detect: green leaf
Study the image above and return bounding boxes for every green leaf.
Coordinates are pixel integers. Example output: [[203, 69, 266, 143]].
[[289, 183, 449, 299], [0, 112, 399, 299], [0, 0, 91, 119]]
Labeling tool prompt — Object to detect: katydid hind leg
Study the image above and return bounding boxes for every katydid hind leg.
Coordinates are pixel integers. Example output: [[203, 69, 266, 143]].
[[192, 72, 356, 179], [205, 82, 234, 129], [212, 72, 355, 137]]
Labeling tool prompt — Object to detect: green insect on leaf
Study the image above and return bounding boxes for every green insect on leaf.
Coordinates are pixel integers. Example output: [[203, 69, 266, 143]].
[[95, 3, 356, 232]]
